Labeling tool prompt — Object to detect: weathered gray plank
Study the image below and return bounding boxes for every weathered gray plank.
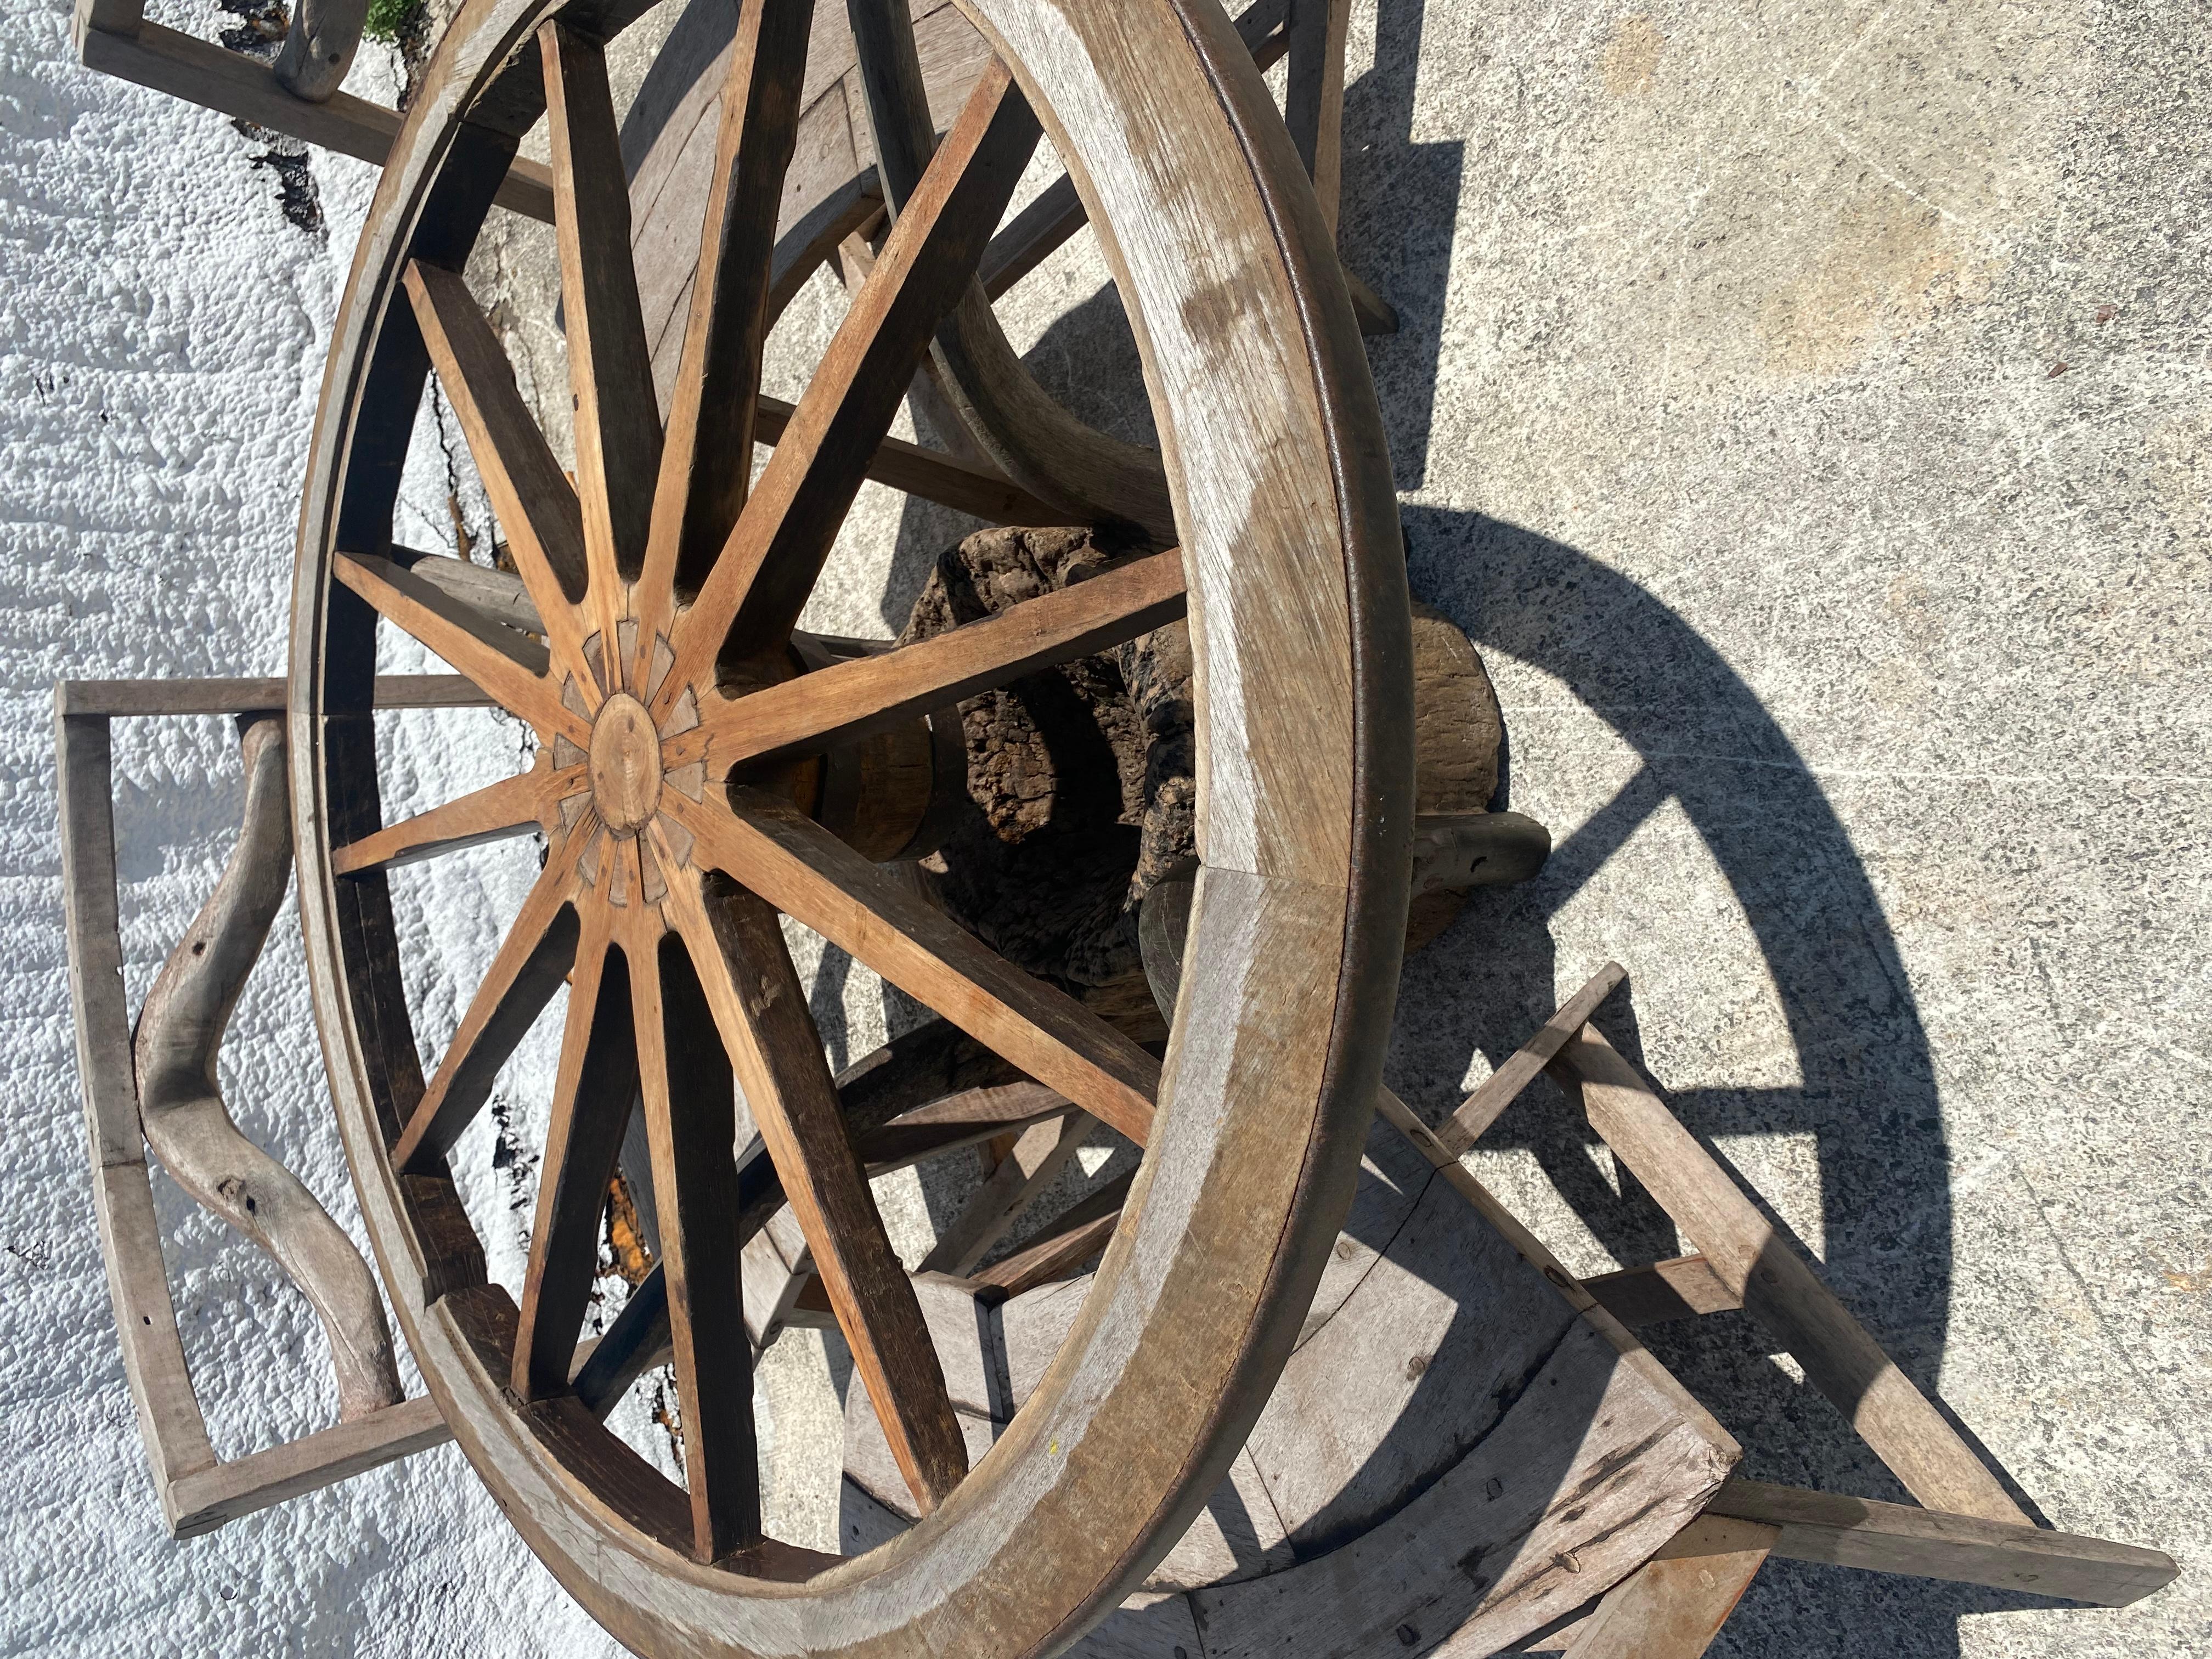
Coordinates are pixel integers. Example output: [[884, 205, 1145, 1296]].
[[1706, 1481, 2179, 1608], [1195, 1319, 1735, 1658]]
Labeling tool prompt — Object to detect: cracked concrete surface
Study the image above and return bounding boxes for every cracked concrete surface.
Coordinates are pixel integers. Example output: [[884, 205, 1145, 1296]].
[[0, 0, 2203, 1654]]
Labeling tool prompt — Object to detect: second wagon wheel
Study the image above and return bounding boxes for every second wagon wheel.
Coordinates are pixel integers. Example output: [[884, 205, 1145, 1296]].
[[289, 0, 1412, 1651]]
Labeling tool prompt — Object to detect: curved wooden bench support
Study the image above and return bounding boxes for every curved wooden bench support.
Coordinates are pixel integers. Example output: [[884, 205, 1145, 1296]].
[[59, 679, 465, 1538]]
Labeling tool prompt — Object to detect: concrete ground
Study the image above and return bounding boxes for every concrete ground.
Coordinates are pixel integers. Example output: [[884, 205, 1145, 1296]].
[[0, 0, 2203, 1654]]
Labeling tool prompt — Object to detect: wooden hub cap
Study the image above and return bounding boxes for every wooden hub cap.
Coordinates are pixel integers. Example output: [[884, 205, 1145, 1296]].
[[588, 692, 662, 834]]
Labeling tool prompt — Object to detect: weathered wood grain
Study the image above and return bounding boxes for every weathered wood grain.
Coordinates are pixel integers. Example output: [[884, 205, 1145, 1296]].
[[1551, 1026, 2030, 1527], [57, 675, 492, 716], [663, 56, 1041, 692], [1581, 1254, 1741, 1330], [512, 918, 639, 1399], [290, 0, 1413, 1645], [628, 929, 760, 1560], [1558, 1514, 1775, 1659], [678, 785, 1159, 1142], [58, 707, 221, 1519], [134, 716, 402, 1423], [917, 1110, 1090, 1276], [331, 758, 568, 875], [1706, 1480, 2177, 1607], [391, 842, 583, 1172], [75, 19, 554, 216], [682, 546, 1184, 773], [672, 876, 967, 1512], [647, 0, 814, 602], [1436, 961, 1626, 1155], [163, 1396, 453, 1538], [403, 260, 592, 686]]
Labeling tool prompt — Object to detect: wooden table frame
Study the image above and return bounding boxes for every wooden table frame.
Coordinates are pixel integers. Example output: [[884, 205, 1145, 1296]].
[[1383, 963, 2179, 1655], [70, 0, 557, 220], [57, 676, 482, 1538]]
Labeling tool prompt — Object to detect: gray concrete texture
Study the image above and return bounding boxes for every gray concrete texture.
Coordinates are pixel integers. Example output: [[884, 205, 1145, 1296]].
[[5, 0, 2204, 1652]]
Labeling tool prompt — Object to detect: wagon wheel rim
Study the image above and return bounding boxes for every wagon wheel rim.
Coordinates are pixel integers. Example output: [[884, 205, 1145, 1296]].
[[291, 0, 1410, 1647]]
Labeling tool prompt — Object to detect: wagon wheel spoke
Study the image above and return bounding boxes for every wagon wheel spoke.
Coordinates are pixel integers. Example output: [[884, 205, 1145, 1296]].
[[512, 909, 639, 1400], [392, 838, 585, 1172], [674, 549, 1186, 775], [402, 261, 596, 691], [658, 58, 1041, 709], [663, 865, 967, 1513], [665, 786, 1157, 1147], [331, 758, 576, 875], [626, 909, 761, 1562], [541, 20, 664, 672], [635, 0, 815, 661], [335, 551, 586, 743]]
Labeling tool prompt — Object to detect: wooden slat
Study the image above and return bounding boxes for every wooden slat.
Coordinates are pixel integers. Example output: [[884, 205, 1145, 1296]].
[[513, 924, 641, 1399], [1435, 960, 1626, 1155], [629, 927, 760, 1560], [388, 544, 545, 635], [1560, 1514, 1774, 1658], [662, 59, 1041, 701], [681, 549, 1184, 773], [965, 1170, 1132, 1297], [1706, 1480, 2179, 1607], [749, 392, 1058, 524], [331, 761, 572, 876], [1282, 0, 1351, 235], [1550, 1026, 2033, 1527], [641, 0, 815, 641], [673, 786, 1156, 1143], [1580, 1254, 1741, 1330], [333, 552, 585, 745], [668, 876, 967, 1514], [57, 709, 221, 1515], [917, 1110, 1090, 1275], [76, 20, 554, 217], [392, 846, 583, 1173], [542, 20, 663, 640], [402, 261, 592, 688], [845, 0, 938, 205]]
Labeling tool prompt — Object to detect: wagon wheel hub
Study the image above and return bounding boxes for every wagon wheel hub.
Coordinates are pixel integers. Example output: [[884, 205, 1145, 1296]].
[[584, 691, 664, 836]]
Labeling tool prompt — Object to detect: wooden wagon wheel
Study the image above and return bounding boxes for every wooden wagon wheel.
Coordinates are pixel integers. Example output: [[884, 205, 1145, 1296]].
[[288, 0, 1410, 1650]]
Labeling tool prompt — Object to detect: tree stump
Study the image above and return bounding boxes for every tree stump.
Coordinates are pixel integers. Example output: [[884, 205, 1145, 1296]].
[[900, 528, 1509, 1028]]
